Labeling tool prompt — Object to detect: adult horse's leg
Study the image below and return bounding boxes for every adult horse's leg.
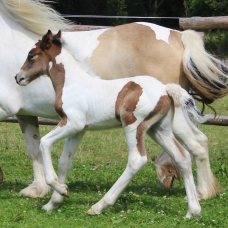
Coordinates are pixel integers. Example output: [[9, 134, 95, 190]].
[[172, 107, 221, 199], [16, 115, 51, 197], [147, 114, 201, 218], [153, 107, 221, 199], [42, 132, 85, 211]]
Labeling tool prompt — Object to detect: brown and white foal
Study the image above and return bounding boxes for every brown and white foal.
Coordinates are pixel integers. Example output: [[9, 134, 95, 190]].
[[15, 30, 211, 218]]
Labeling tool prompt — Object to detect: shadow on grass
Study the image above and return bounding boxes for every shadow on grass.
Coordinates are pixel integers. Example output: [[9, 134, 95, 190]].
[[67, 179, 186, 196], [63, 181, 185, 216], [0, 178, 185, 198], [0, 179, 187, 217]]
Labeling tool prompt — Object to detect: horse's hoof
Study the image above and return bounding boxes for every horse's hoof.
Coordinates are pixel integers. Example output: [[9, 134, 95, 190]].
[[62, 187, 70, 198], [87, 208, 97, 215]]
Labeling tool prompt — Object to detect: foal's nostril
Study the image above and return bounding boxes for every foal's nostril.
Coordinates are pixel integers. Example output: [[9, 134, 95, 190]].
[[15, 75, 19, 84], [19, 77, 24, 83]]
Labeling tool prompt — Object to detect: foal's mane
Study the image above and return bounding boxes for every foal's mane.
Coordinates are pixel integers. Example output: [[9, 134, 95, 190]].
[[0, 0, 73, 35]]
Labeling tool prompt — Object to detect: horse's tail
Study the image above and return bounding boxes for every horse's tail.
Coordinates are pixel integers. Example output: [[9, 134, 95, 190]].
[[165, 84, 211, 125], [181, 30, 228, 104]]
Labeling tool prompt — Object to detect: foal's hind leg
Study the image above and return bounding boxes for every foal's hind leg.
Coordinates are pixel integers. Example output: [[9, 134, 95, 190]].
[[172, 107, 221, 199], [42, 132, 85, 211], [87, 124, 148, 215], [147, 114, 201, 218]]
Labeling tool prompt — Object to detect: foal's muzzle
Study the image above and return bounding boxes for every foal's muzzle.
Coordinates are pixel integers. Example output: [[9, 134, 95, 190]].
[[15, 75, 19, 84], [15, 74, 25, 85]]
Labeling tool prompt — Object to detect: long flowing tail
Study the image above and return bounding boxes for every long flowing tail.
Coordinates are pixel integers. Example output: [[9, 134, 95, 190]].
[[181, 30, 228, 104], [165, 84, 211, 125]]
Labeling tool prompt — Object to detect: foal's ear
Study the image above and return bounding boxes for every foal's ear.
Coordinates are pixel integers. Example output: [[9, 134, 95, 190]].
[[55, 30, 61, 38], [40, 30, 53, 51], [53, 30, 62, 45]]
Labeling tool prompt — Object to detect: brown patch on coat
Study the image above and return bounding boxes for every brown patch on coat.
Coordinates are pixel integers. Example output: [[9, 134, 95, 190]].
[[20, 42, 49, 83], [115, 81, 143, 126], [168, 30, 189, 89], [136, 95, 171, 156], [46, 32, 68, 126], [173, 136, 186, 158], [86, 23, 188, 90], [49, 62, 67, 127]]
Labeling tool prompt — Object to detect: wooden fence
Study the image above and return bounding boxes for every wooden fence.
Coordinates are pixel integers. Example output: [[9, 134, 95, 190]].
[[2, 115, 228, 126], [180, 16, 228, 30]]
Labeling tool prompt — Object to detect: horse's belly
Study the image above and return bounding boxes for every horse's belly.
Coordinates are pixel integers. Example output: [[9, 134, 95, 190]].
[[85, 118, 121, 130]]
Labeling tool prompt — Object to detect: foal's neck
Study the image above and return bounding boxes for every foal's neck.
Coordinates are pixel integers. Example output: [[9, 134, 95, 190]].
[[49, 62, 65, 95]]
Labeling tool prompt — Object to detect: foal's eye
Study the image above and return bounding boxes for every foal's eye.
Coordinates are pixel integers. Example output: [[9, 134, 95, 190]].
[[28, 54, 35, 62]]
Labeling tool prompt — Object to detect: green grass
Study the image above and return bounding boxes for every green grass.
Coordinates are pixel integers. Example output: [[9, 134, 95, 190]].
[[1, 97, 228, 227]]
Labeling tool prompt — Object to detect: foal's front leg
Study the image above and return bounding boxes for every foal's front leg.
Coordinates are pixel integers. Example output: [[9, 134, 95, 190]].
[[39, 120, 83, 197], [42, 132, 85, 211]]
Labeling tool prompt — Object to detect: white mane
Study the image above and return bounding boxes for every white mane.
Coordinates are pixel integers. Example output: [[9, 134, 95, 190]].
[[0, 0, 73, 35]]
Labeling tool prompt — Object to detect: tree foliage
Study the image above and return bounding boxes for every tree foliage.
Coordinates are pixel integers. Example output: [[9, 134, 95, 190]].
[[184, 0, 228, 17], [51, 0, 186, 27], [51, 0, 228, 27]]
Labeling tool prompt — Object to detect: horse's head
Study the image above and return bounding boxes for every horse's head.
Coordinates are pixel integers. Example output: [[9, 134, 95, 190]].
[[15, 30, 62, 86]]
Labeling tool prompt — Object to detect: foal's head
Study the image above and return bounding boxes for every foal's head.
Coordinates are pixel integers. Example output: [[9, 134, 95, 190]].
[[15, 30, 62, 85]]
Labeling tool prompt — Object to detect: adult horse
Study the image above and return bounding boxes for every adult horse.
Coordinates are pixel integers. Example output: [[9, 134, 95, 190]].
[[0, 0, 227, 199]]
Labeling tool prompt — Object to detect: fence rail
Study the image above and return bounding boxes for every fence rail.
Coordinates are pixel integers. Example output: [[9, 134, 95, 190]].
[[179, 16, 228, 30], [2, 115, 228, 126]]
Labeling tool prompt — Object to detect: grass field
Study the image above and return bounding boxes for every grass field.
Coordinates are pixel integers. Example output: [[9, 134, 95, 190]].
[[1, 97, 228, 227]]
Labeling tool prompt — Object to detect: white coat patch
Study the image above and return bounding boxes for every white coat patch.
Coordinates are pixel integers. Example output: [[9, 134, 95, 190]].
[[136, 22, 179, 44], [49, 61, 53, 70], [63, 29, 107, 59]]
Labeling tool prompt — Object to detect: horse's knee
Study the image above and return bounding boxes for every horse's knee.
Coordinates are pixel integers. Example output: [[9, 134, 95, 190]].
[[175, 157, 192, 175], [39, 137, 52, 153], [191, 134, 209, 161], [45, 174, 57, 186], [196, 133, 208, 149], [128, 154, 147, 173]]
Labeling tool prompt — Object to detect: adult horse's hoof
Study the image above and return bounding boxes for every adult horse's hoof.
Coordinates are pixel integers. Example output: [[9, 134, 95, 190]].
[[19, 182, 51, 198], [185, 207, 201, 219]]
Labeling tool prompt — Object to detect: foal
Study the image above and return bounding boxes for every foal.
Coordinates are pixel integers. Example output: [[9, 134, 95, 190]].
[[15, 30, 210, 218]]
